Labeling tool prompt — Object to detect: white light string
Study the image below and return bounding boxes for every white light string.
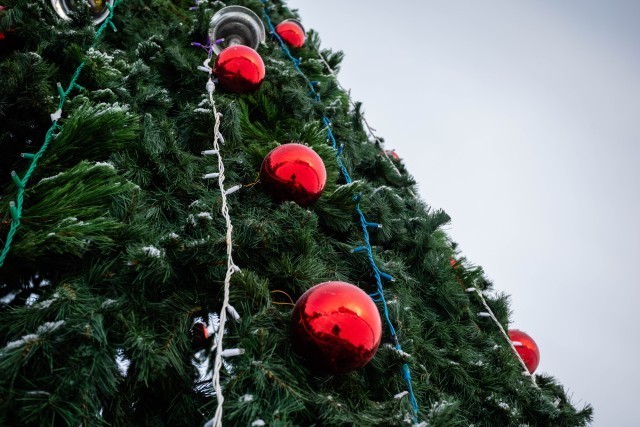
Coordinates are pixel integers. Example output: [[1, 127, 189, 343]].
[[315, 50, 407, 181], [194, 39, 244, 427], [465, 287, 538, 388]]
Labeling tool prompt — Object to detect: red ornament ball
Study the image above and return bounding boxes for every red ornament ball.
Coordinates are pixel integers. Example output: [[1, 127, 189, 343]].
[[260, 143, 327, 206], [385, 149, 400, 161], [213, 45, 265, 94], [275, 19, 306, 48], [291, 281, 382, 374], [509, 329, 540, 373]]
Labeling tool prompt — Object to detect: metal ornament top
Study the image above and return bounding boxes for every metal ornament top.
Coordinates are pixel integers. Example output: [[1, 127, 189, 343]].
[[51, 0, 114, 25], [209, 6, 266, 55]]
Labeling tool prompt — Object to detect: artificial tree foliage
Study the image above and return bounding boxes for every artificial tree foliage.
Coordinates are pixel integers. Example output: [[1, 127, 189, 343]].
[[0, 0, 592, 425]]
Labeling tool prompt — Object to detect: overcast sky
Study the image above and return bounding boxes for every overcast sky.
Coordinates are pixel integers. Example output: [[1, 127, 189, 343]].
[[286, 1, 640, 425]]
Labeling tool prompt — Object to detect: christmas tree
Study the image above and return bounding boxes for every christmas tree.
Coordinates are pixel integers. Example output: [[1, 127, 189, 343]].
[[0, 0, 593, 425]]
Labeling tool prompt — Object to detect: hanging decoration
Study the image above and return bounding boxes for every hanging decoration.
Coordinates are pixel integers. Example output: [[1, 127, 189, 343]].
[[275, 19, 306, 48], [208, 5, 265, 54], [508, 329, 540, 374], [291, 281, 382, 374], [191, 32, 245, 427], [50, 0, 114, 25], [213, 45, 265, 94], [260, 143, 327, 206]]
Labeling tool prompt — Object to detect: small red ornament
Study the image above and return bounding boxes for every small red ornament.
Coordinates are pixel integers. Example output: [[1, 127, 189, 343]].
[[275, 19, 306, 48], [291, 281, 382, 374], [260, 143, 327, 206], [213, 45, 265, 94], [385, 149, 400, 161], [508, 329, 540, 373]]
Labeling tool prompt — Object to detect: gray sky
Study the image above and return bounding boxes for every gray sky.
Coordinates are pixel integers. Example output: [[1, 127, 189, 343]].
[[287, 1, 640, 425]]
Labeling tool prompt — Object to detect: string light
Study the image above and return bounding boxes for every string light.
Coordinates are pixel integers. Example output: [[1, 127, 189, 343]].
[[261, 2, 421, 422], [192, 34, 243, 427], [466, 286, 538, 387], [0, 0, 123, 269]]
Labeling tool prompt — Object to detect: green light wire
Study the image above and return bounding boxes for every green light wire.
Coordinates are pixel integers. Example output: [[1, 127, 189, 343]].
[[0, 0, 124, 268]]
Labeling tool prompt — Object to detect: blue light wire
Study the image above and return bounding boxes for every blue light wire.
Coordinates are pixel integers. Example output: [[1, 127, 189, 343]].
[[261, 2, 420, 421]]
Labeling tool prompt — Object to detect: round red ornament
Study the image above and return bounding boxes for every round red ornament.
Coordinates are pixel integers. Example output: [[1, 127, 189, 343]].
[[260, 143, 327, 206], [275, 19, 306, 48], [291, 281, 382, 374], [385, 149, 400, 161], [508, 329, 540, 373], [213, 45, 265, 94]]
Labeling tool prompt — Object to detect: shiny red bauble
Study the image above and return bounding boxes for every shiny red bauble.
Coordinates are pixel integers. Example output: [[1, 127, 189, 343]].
[[385, 149, 400, 161], [260, 143, 327, 206], [275, 19, 306, 48], [509, 329, 540, 373], [291, 281, 382, 374], [213, 45, 265, 94]]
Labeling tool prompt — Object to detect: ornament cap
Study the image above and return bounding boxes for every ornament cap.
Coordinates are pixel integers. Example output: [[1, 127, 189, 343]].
[[209, 5, 266, 55], [51, 0, 114, 25]]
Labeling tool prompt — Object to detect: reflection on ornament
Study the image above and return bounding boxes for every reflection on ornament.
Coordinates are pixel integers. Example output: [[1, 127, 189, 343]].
[[191, 322, 210, 351], [508, 329, 540, 373], [260, 143, 326, 206], [275, 19, 306, 48], [291, 281, 382, 374], [213, 45, 265, 94], [50, 0, 114, 25]]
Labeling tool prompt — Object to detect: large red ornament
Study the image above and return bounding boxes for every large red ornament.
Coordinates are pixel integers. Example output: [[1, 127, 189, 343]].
[[260, 143, 327, 206], [508, 329, 540, 373], [275, 19, 306, 48], [291, 281, 382, 374], [213, 45, 265, 94]]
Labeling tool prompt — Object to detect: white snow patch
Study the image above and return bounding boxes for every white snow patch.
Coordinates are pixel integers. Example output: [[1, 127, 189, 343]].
[[4, 334, 39, 350], [384, 343, 411, 359], [116, 349, 131, 377], [240, 394, 254, 402], [372, 185, 392, 195], [194, 107, 212, 114], [394, 391, 408, 399], [102, 299, 118, 308], [37, 320, 65, 334], [197, 212, 213, 220], [25, 293, 40, 306], [0, 291, 19, 305], [93, 161, 116, 170], [38, 172, 64, 184], [142, 246, 162, 258], [36, 292, 60, 309], [3, 320, 65, 351], [251, 420, 265, 427]]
